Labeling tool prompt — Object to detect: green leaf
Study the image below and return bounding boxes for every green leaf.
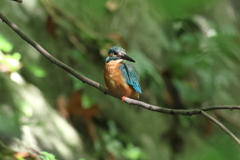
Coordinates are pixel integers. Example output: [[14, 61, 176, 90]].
[[81, 93, 94, 109], [0, 35, 13, 52], [0, 52, 21, 72], [39, 151, 57, 160]]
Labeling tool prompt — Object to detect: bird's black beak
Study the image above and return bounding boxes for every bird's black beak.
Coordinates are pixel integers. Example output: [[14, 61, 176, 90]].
[[119, 54, 135, 63]]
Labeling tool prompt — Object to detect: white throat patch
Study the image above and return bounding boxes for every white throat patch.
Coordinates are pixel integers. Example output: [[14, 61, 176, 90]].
[[115, 59, 125, 63]]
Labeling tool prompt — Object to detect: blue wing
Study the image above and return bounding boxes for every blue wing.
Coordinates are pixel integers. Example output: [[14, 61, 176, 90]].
[[119, 63, 142, 94]]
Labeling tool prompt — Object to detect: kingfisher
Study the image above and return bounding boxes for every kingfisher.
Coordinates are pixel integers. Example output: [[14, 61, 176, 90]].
[[104, 46, 142, 100]]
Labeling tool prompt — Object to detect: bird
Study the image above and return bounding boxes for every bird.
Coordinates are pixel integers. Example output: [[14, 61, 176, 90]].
[[104, 46, 142, 100]]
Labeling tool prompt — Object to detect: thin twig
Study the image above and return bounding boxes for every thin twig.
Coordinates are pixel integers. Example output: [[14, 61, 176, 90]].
[[1, 12, 240, 146], [201, 111, 240, 146], [215, 111, 240, 128], [123, 97, 240, 116]]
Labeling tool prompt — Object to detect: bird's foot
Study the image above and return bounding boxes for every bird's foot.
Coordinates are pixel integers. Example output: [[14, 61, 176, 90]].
[[121, 96, 126, 102]]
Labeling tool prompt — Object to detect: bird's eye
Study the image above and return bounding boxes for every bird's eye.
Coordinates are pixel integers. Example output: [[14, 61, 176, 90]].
[[113, 51, 118, 55]]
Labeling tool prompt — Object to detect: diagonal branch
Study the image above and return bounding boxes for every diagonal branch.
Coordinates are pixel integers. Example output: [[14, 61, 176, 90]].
[[201, 111, 240, 146], [1, 12, 240, 146], [0, 12, 109, 97]]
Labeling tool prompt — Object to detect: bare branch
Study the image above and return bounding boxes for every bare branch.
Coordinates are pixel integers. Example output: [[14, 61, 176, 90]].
[[124, 97, 240, 116], [201, 111, 240, 146], [0, 12, 109, 97], [1, 12, 240, 146]]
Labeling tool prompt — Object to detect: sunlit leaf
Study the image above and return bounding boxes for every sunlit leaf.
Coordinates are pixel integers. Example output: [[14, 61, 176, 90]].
[[0, 35, 13, 52], [0, 52, 21, 72], [122, 144, 146, 160], [39, 151, 56, 160]]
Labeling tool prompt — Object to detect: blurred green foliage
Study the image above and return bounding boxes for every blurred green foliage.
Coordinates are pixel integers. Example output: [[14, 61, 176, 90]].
[[0, 35, 21, 72], [1, 0, 240, 160], [39, 151, 57, 160], [0, 35, 13, 52]]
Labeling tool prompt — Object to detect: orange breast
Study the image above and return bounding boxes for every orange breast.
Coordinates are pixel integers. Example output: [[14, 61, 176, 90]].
[[104, 61, 139, 99]]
